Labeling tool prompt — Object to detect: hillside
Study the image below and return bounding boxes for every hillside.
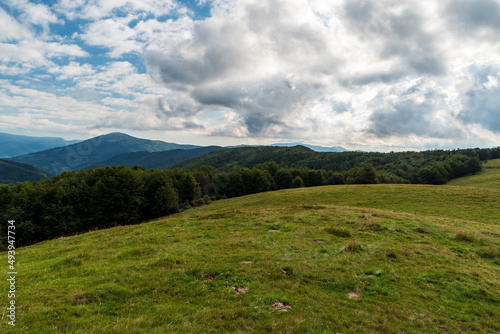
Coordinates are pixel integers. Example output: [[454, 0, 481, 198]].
[[2, 184, 499, 333], [8, 133, 201, 175], [0, 132, 79, 158], [172, 145, 320, 169], [0, 158, 50, 183], [171, 145, 490, 185], [447, 159, 500, 189], [87, 146, 222, 169]]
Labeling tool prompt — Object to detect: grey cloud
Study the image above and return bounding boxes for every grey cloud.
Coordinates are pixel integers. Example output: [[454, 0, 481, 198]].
[[458, 66, 500, 133], [446, 0, 500, 33], [368, 83, 464, 139], [342, 1, 446, 79], [343, 70, 405, 86], [191, 84, 245, 107], [244, 114, 283, 135], [344, 0, 374, 22], [183, 120, 205, 129]]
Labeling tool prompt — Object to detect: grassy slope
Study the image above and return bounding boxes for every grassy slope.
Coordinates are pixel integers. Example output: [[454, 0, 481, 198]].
[[2, 185, 499, 333], [448, 159, 500, 189]]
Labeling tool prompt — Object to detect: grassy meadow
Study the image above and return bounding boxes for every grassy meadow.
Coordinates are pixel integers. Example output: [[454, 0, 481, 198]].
[[448, 159, 500, 189], [1, 184, 499, 333]]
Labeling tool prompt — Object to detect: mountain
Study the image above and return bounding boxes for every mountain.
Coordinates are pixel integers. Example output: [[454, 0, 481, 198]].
[[8, 132, 202, 175], [271, 142, 347, 152], [0, 132, 80, 158], [225, 143, 347, 152], [0, 158, 50, 184], [87, 146, 222, 169]]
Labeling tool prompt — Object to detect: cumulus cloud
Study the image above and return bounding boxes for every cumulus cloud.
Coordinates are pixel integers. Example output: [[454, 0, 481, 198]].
[[78, 17, 142, 57], [1, 0, 500, 149], [457, 64, 500, 133], [139, 0, 500, 148]]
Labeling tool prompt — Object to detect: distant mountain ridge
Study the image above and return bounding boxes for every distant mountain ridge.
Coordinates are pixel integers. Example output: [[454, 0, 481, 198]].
[[0, 132, 80, 158], [226, 143, 347, 152], [270, 142, 347, 152], [0, 158, 50, 184], [8, 132, 203, 175], [87, 146, 222, 170]]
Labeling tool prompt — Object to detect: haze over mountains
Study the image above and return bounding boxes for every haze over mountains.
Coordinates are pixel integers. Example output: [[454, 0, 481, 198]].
[[0, 132, 80, 158], [2, 132, 348, 177], [7, 132, 203, 175]]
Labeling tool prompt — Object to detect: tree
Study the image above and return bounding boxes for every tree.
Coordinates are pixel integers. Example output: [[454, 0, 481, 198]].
[[346, 163, 377, 184], [274, 169, 293, 189], [291, 176, 304, 188]]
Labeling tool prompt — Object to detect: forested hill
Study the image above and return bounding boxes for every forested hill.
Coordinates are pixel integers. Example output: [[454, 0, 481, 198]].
[[172, 145, 498, 183], [172, 145, 316, 169], [0, 159, 50, 184], [87, 146, 222, 170]]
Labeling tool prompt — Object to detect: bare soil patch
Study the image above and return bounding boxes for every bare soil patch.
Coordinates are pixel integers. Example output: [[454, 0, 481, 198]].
[[348, 292, 362, 299], [231, 286, 249, 294], [271, 300, 292, 311]]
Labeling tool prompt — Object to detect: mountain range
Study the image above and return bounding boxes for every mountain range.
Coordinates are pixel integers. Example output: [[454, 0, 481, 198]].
[[7, 132, 203, 175], [2, 132, 348, 183], [0, 132, 80, 158]]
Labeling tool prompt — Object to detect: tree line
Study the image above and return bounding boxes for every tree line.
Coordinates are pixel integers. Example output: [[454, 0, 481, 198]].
[[0, 147, 494, 247]]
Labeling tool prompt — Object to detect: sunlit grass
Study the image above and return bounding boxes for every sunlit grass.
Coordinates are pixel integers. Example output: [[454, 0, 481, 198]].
[[1, 184, 499, 333]]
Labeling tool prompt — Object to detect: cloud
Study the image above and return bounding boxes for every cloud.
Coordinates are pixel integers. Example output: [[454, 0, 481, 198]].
[[0, 7, 33, 42], [1, 0, 500, 149], [78, 17, 142, 57], [49, 61, 95, 80], [446, 0, 500, 34], [55, 0, 179, 20], [457, 64, 500, 133], [145, 0, 344, 137]]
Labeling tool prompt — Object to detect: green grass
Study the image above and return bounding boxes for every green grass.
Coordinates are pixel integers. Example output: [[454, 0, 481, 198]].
[[484, 159, 500, 168], [448, 159, 500, 189], [1, 184, 499, 333]]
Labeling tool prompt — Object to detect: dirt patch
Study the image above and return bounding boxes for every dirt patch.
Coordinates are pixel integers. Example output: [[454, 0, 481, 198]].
[[348, 292, 362, 299], [239, 260, 254, 265], [277, 268, 292, 276], [269, 229, 280, 232], [231, 286, 249, 294], [315, 240, 325, 243], [271, 300, 292, 311]]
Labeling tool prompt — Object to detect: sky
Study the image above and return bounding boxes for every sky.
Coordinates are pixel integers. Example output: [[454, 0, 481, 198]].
[[0, 0, 499, 151]]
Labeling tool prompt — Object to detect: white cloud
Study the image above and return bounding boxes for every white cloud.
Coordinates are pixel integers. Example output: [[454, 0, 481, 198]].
[[140, 0, 500, 148], [78, 17, 142, 57], [55, 0, 179, 20], [1, 0, 500, 149], [49, 61, 95, 80], [0, 8, 33, 42]]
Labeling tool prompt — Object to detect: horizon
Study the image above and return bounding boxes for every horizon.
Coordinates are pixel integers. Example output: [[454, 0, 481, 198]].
[[1, 1, 499, 151], [1, 129, 496, 154]]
